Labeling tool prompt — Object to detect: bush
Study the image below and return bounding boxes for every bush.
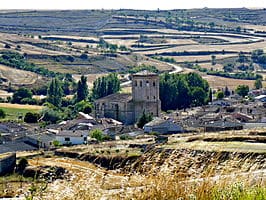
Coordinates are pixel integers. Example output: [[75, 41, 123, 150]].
[[41, 108, 62, 124], [17, 157, 28, 173], [0, 109, 6, 119], [90, 129, 104, 142], [21, 97, 37, 105], [24, 112, 40, 123]]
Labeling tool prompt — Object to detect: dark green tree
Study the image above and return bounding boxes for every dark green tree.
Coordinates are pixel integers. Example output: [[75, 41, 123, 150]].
[[92, 73, 120, 99], [254, 78, 263, 89], [47, 78, 63, 107], [12, 88, 33, 104], [0, 109, 6, 119], [24, 112, 40, 123], [224, 86, 231, 97], [159, 73, 209, 111], [211, 55, 216, 66], [235, 85, 249, 97], [216, 91, 225, 99], [76, 75, 89, 102], [137, 111, 153, 128], [208, 88, 213, 102]]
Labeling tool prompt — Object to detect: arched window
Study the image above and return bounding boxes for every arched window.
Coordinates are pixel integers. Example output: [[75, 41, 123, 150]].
[[140, 81, 142, 87], [135, 81, 138, 86], [153, 81, 156, 87], [146, 80, 150, 87]]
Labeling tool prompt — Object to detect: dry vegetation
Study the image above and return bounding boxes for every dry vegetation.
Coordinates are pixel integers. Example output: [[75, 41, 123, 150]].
[[1, 128, 265, 199]]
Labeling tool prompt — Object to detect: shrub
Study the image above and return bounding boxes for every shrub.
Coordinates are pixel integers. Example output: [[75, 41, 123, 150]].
[[0, 109, 6, 119], [24, 112, 40, 123], [90, 129, 104, 142], [41, 108, 62, 124], [17, 157, 28, 173]]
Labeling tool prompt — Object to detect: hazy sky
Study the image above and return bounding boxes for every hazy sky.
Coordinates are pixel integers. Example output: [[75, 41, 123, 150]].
[[0, 0, 265, 10]]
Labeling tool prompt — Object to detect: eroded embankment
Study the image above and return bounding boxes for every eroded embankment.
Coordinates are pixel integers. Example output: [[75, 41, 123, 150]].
[[55, 146, 266, 178], [125, 148, 266, 178], [54, 150, 139, 170]]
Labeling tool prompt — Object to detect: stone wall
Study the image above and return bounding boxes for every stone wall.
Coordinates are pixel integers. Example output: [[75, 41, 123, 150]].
[[0, 153, 16, 175]]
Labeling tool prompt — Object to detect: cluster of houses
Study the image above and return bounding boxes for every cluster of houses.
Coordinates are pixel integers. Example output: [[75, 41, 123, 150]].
[[0, 71, 265, 154]]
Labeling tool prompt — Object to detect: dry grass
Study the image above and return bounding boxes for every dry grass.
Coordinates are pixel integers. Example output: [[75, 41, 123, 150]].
[[163, 54, 238, 63], [202, 75, 263, 90], [0, 103, 43, 110], [0, 64, 38, 85]]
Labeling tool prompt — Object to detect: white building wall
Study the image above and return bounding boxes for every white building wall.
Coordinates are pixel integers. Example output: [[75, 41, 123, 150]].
[[56, 136, 87, 145]]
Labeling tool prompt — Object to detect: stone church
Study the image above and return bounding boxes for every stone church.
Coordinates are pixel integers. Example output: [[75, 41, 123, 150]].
[[94, 71, 161, 124]]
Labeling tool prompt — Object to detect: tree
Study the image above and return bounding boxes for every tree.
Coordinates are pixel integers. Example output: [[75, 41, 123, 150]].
[[211, 55, 216, 66], [223, 63, 234, 72], [76, 75, 88, 102], [90, 129, 104, 142], [17, 157, 28, 173], [254, 78, 263, 89], [224, 86, 231, 97], [47, 78, 63, 107], [137, 111, 153, 128], [208, 88, 213, 102], [12, 88, 33, 104], [216, 91, 224, 99], [0, 109, 6, 119], [159, 73, 209, 111], [75, 100, 93, 114], [235, 85, 249, 97], [24, 112, 39, 123], [41, 108, 61, 124], [92, 73, 120, 99]]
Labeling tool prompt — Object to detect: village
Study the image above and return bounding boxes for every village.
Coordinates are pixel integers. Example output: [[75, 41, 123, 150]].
[[0, 7, 265, 199], [0, 70, 265, 156]]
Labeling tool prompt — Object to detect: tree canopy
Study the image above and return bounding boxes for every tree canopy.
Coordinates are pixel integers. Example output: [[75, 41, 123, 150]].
[[12, 88, 33, 104], [159, 72, 209, 111], [92, 73, 120, 99], [76, 75, 89, 102], [47, 78, 63, 107], [235, 85, 249, 97]]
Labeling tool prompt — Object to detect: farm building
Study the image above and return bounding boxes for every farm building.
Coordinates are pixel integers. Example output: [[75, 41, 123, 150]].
[[27, 134, 55, 149], [55, 130, 88, 145], [203, 120, 243, 132], [143, 117, 184, 134], [94, 71, 161, 124]]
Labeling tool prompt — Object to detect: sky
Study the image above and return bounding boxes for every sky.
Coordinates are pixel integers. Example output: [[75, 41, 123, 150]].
[[0, 0, 265, 10]]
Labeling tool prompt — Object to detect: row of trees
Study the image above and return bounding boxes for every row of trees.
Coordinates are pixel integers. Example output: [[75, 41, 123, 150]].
[[92, 73, 120, 99], [159, 72, 209, 111]]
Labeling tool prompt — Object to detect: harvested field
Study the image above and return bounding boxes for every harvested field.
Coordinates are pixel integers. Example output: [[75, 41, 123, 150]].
[[202, 75, 266, 90], [199, 63, 224, 70], [0, 103, 43, 110], [162, 54, 238, 63], [0, 64, 39, 85]]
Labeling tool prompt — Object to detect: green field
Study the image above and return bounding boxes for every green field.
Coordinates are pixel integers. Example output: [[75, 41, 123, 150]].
[[0, 105, 42, 121]]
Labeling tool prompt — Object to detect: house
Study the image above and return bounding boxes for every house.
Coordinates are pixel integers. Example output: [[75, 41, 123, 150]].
[[55, 130, 88, 145], [94, 71, 161, 124], [231, 112, 253, 122], [255, 95, 266, 102], [27, 133, 55, 149], [203, 120, 243, 132], [143, 117, 184, 134]]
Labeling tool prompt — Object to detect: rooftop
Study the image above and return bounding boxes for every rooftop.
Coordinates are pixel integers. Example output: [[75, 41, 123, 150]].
[[133, 70, 157, 76], [57, 130, 88, 137], [95, 93, 132, 103]]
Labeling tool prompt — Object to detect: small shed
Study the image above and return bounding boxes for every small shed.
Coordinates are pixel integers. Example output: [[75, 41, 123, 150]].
[[143, 118, 184, 134]]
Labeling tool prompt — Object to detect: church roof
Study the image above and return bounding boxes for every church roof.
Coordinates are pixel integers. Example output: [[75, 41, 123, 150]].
[[133, 70, 157, 76], [95, 93, 132, 103]]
